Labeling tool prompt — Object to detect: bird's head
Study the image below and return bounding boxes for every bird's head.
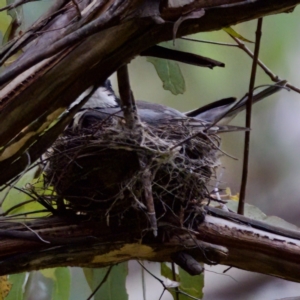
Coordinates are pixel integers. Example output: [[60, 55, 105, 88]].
[[81, 80, 120, 109]]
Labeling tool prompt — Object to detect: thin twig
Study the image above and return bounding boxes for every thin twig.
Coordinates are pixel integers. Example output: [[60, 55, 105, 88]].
[[238, 18, 263, 215], [138, 261, 167, 299], [181, 37, 238, 47], [137, 261, 200, 300], [26, 185, 57, 214], [205, 269, 238, 282], [1, 199, 36, 216], [86, 266, 113, 300], [182, 35, 300, 93], [117, 65, 158, 236], [0, 0, 40, 12], [117, 64, 139, 129], [171, 130, 238, 160], [223, 266, 232, 273], [2, 209, 49, 219], [229, 35, 300, 94], [0, 151, 31, 207]]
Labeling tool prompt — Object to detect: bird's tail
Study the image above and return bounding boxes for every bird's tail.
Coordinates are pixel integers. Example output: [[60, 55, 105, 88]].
[[235, 80, 287, 111]]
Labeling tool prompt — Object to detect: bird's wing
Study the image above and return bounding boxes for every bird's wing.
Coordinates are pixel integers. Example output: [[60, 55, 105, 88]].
[[185, 97, 237, 122], [71, 108, 122, 130]]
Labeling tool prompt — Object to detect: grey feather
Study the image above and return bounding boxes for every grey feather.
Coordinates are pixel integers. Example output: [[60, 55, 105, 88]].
[[71, 80, 287, 129]]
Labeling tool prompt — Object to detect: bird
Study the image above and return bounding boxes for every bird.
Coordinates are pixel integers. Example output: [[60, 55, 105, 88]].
[[71, 79, 287, 130], [45, 80, 286, 223]]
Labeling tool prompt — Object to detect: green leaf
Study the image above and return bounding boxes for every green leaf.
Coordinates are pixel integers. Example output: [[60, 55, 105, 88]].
[[53, 268, 71, 300], [147, 57, 186, 95], [178, 267, 204, 300], [160, 263, 179, 300], [39, 268, 71, 300], [1, 168, 45, 218], [3, 0, 24, 44], [84, 263, 128, 300], [82, 268, 94, 291], [40, 268, 56, 279], [6, 273, 26, 300], [161, 263, 176, 280], [23, 271, 53, 300], [223, 27, 253, 43], [161, 263, 204, 300], [0, 0, 11, 39]]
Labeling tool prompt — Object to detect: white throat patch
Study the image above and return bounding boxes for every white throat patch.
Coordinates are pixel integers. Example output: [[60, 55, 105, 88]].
[[71, 86, 118, 109]]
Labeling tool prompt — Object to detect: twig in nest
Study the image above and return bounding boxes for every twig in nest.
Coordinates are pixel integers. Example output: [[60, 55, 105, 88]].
[[44, 112, 219, 228], [117, 65, 159, 235], [170, 129, 237, 160], [142, 168, 158, 236], [26, 184, 57, 215]]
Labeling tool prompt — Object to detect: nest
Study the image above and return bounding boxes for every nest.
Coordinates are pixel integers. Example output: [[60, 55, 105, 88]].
[[43, 114, 220, 229]]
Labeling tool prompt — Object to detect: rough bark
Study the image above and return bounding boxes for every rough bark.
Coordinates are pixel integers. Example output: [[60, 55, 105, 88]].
[[0, 207, 300, 283]]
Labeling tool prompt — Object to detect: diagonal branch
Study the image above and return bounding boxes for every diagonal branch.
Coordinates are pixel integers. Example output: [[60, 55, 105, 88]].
[[238, 18, 263, 214], [0, 206, 299, 282]]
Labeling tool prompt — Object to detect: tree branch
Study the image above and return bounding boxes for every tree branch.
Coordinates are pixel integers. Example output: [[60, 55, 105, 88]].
[[0, 207, 299, 282]]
